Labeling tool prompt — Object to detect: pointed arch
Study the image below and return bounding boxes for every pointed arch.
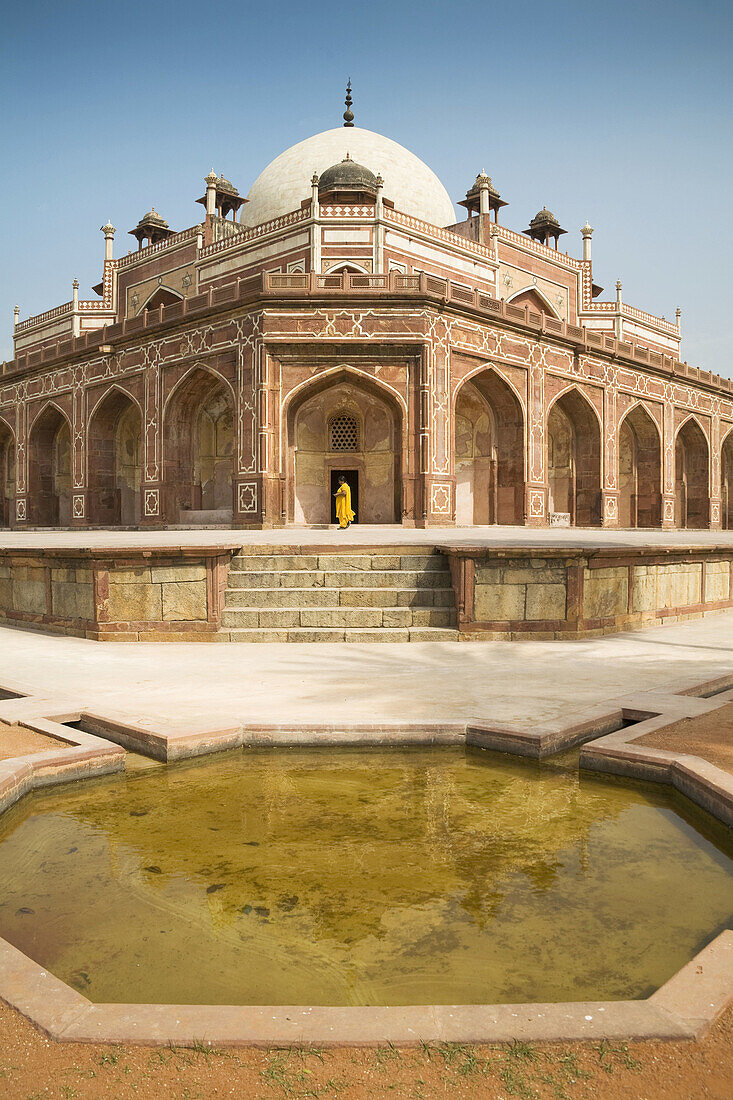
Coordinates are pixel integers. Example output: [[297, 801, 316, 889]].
[[323, 262, 370, 275], [453, 366, 525, 525], [722, 428, 733, 530], [88, 388, 143, 525], [163, 365, 235, 522], [0, 417, 15, 528], [506, 284, 562, 320], [138, 285, 184, 314], [285, 367, 404, 525], [28, 399, 71, 434], [88, 382, 143, 424], [547, 386, 602, 526], [675, 416, 709, 528], [452, 362, 527, 418], [28, 402, 72, 526], [163, 361, 236, 421], [617, 402, 662, 527]]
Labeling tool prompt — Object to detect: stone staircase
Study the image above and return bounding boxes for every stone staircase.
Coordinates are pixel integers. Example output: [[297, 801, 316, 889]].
[[221, 548, 459, 642]]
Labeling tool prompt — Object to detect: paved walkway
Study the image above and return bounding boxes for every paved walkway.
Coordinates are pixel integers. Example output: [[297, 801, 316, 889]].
[[1, 524, 733, 551], [1, 615, 732, 732]]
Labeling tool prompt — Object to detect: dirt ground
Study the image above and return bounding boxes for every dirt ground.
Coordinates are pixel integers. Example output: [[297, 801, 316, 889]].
[[0, 999, 731, 1100], [0, 722, 66, 761], [636, 702, 733, 776]]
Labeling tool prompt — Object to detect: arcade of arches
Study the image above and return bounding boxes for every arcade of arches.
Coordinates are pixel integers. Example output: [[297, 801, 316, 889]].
[[7, 376, 729, 532]]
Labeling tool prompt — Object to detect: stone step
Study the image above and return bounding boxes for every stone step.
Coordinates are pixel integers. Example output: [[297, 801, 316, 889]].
[[227, 568, 452, 590], [230, 552, 447, 572], [221, 605, 456, 630], [225, 626, 459, 643], [225, 586, 455, 608]]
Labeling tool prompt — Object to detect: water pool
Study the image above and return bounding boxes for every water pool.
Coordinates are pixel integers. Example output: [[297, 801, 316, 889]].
[[0, 747, 731, 1006]]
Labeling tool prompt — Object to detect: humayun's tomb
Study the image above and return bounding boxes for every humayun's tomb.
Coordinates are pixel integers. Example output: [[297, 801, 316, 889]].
[[4, 90, 730, 534]]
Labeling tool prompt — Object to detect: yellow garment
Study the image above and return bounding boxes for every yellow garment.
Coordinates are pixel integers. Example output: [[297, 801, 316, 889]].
[[334, 481, 355, 527]]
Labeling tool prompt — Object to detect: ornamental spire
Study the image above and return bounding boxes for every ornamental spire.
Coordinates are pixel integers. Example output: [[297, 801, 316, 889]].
[[343, 79, 354, 127]]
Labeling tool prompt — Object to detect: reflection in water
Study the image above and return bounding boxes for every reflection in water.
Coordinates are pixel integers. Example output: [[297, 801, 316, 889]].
[[0, 747, 731, 1006]]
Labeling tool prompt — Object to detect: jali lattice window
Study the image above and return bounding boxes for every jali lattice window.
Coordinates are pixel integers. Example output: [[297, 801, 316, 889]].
[[329, 414, 359, 452]]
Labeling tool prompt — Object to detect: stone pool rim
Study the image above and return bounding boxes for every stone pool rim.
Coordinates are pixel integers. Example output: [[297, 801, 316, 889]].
[[1, 668, 733, 1045]]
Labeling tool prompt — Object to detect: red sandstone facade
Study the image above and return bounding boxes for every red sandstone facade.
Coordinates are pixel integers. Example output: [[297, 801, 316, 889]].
[[5, 127, 730, 531]]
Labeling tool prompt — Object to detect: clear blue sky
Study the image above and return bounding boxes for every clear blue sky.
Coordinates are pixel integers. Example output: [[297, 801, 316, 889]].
[[1, 0, 731, 372]]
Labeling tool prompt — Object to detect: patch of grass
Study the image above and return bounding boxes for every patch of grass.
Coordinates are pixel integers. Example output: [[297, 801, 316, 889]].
[[498, 1062, 537, 1099], [98, 1050, 119, 1066], [597, 1039, 642, 1073], [506, 1039, 540, 1063], [375, 1042, 402, 1065]]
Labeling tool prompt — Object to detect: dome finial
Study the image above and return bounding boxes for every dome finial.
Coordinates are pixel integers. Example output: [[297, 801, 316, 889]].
[[343, 79, 354, 127]]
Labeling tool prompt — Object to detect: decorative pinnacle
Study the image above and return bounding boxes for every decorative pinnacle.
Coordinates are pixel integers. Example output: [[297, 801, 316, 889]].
[[311, 172, 320, 187], [615, 279, 622, 291], [375, 173, 384, 188], [100, 221, 116, 236], [343, 79, 354, 127], [581, 221, 593, 236], [72, 278, 79, 290], [205, 169, 218, 185]]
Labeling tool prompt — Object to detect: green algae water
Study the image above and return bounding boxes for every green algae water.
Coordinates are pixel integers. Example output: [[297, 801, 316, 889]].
[[0, 746, 732, 1006]]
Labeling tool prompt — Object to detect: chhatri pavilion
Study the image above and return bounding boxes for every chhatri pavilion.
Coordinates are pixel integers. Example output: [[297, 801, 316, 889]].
[[6, 87, 729, 532]]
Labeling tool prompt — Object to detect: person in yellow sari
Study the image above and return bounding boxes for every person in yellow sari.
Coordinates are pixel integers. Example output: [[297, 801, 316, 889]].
[[334, 475, 355, 528]]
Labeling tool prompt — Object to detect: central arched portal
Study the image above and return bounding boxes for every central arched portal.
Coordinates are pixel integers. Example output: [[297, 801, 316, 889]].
[[453, 370, 525, 525], [287, 373, 402, 525]]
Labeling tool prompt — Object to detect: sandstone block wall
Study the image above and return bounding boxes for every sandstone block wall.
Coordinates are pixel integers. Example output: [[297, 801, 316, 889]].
[[449, 548, 733, 640], [0, 550, 234, 640]]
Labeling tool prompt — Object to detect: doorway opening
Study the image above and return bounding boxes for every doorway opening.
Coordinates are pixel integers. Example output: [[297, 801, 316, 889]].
[[330, 470, 359, 524]]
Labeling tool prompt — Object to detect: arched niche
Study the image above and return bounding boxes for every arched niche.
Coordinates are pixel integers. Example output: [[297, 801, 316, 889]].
[[164, 368, 234, 523], [88, 389, 142, 525], [28, 405, 72, 526], [0, 419, 14, 528], [675, 418, 709, 529], [722, 430, 733, 530], [453, 369, 525, 525], [547, 389, 601, 527], [286, 371, 402, 525], [617, 405, 662, 528]]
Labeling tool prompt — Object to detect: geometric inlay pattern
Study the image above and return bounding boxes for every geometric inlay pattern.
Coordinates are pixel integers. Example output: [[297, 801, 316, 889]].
[[144, 489, 160, 517], [238, 481, 259, 514], [329, 414, 359, 452]]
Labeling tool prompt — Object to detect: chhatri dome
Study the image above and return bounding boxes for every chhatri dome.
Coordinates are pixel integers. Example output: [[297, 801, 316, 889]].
[[240, 89, 456, 229]]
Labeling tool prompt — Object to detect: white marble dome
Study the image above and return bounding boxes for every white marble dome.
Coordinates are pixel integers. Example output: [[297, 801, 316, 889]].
[[240, 127, 456, 229]]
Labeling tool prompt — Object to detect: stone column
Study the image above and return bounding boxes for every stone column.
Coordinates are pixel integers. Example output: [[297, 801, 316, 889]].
[[525, 349, 548, 527], [70, 381, 88, 526], [661, 396, 676, 528], [12, 400, 28, 527], [139, 363, 163, 526], [710, 412, 722, 529], [233, 339, 264, 526], [416, 340, 454, 526], [601, 385, 619, 527]]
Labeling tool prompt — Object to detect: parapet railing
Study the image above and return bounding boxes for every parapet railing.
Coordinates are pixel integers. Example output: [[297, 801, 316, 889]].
[[3, 269, 727, 395]]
